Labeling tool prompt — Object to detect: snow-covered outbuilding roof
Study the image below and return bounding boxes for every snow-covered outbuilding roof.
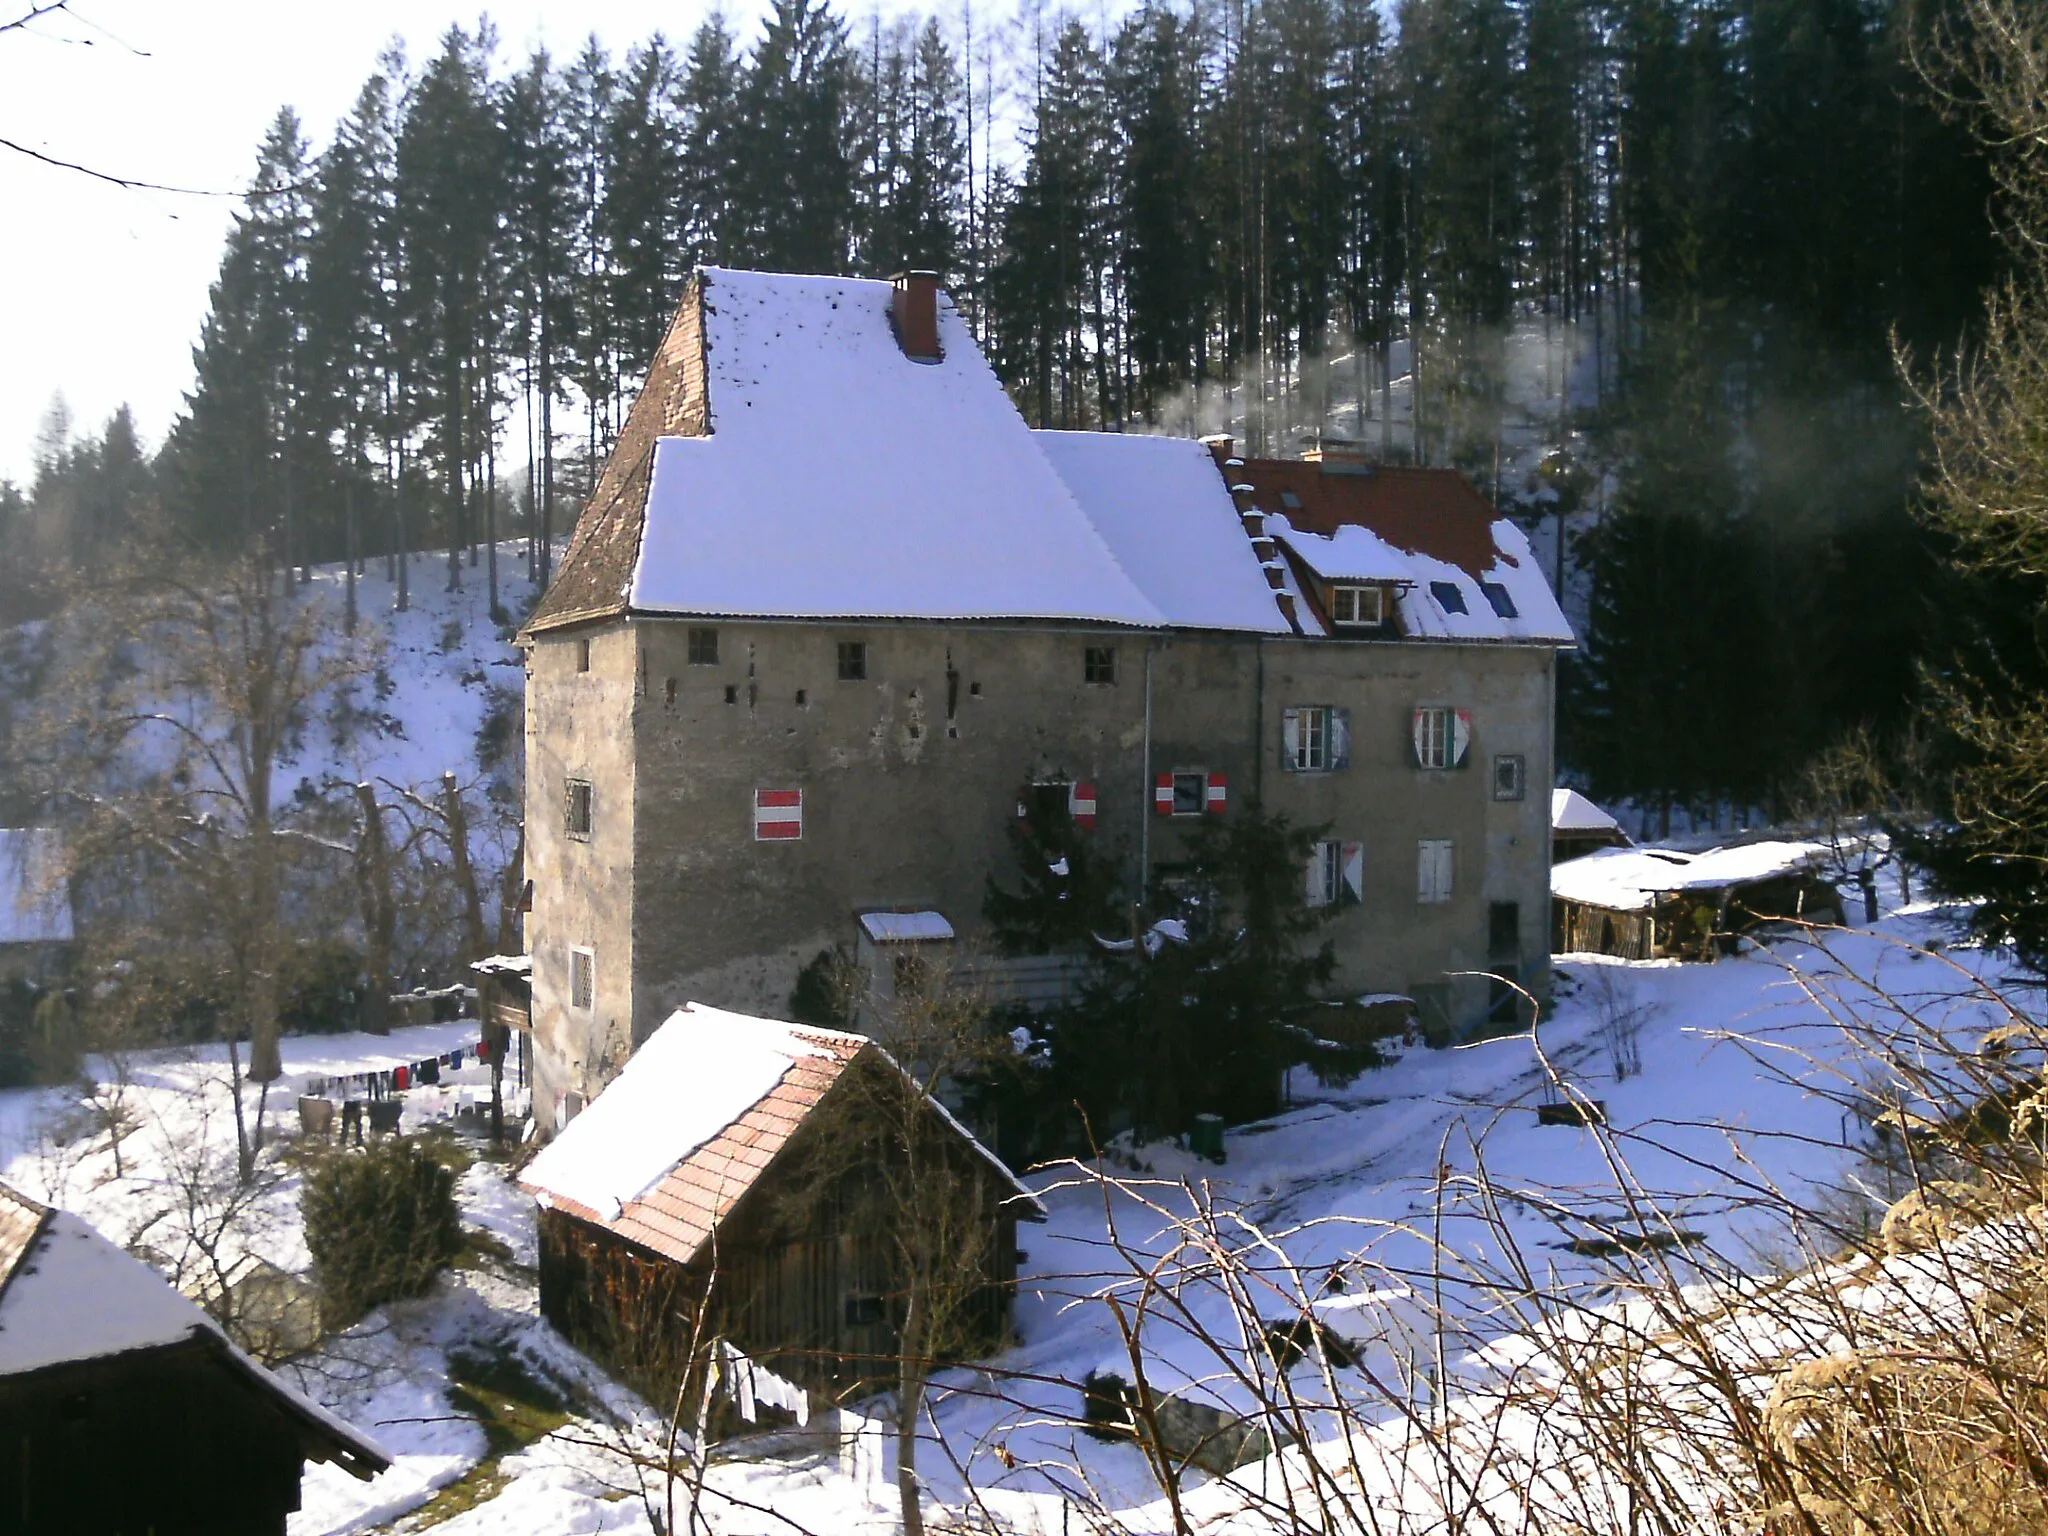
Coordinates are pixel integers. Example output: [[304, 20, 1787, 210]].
[[521, 1003, 1043, 1268], [0, 828, 72, 946], [1552, 788, 1623, 836], [1034, 431, 1295, 633], [1551, 841, 1830, 913], [0, 1181, 388, 1478]]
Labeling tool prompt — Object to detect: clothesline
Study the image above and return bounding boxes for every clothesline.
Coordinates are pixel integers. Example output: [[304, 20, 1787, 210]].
[[298, 1038, 501, 1103]]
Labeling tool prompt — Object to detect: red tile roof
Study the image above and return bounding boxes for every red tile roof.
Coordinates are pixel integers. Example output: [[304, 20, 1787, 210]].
[[1223, 454, 1503, 582]]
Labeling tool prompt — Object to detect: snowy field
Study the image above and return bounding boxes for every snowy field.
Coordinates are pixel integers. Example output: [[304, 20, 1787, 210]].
[[0, 871, 2023, 1533]]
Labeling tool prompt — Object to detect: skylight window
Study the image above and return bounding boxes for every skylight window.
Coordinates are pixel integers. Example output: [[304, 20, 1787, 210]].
[[1481, 581, 1519, 619], [1280, 491, 1302, 511], [1430, 580, 1468, 615]]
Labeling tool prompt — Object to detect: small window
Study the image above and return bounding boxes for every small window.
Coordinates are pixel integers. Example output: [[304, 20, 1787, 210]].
[[1415, 707, 1455, 770], [1084, 646, 1117, 685], [837, 641, 867, 681], [1489, 900, 1521, 959], [1429, 580, 1468, 616], [724, 684, 739, 705], [1493, 753, 1527, 801], [1306, 839, 1365, 908], [575, 637, 592, 673], [1418, 839, 1454, 904], [1480, 581, 1518, 620], [1282, 706, 1349, 772], [1280, 490, 1302, 511], [844, 1294, 886, 1327], [893, 952, 929, 997], [570, 947, 595, 1010], [687, 627, 719, 665], [565, 778, 594, 839], [1171, 770, 1206, 816], [1329, 584, 1385, 627]]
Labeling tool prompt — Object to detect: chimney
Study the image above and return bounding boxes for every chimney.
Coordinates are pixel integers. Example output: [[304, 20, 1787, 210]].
[[1200, 434, 1235, 467], [1302, 433, 1374, 475], [891, 272, 942, 363]]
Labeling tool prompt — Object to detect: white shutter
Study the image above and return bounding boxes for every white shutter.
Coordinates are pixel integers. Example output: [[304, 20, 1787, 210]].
[[1332, 708, 1352, 769], [1453, 710, 1473, 768], [1411, 708, 1430, 767], [1306, 845, 1331, 906], [1281, 708, 1302, 771], [1341, 842, 1365, 903]]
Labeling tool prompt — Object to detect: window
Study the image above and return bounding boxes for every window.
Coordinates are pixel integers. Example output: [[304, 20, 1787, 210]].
[[570, 948, 595, 1011], [1414, 707, 1454, 770], [1429, 580, 1468, 616], [1480, 581, 1519, 620], [1171, 770, 1206, 816], [1306, 840, 1365, 907], [1493, 753, 1527, 801], [1418, 839, 1454, 904], [687, 627, 719, 665], [1280, 490, 1302, 511], [1329, 584, 1385, 627], [844, 1295, 886, 1327], [724, 684, 739, 704], [1282, 706, 1350, 772], [1084, 645, 1117, 684], [837, 641, 867, 681], [565, 778, 594, 839], [1489, 901, 1521, 960], [575, 637, 591, 673]]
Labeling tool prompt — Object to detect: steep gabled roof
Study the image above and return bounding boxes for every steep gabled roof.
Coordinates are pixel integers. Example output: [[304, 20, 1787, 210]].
[[0, 1181, 389, 1480], [520, 1002, 1044, 1267], [530, 269, 1164, 632]]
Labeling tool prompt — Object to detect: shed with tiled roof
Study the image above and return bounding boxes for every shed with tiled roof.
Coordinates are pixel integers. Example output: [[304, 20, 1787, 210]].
[[522, 1002, 1043, 1408]]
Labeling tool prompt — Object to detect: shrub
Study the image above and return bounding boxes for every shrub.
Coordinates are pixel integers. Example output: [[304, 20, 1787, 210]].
[[302, 1136, 462, 1329]]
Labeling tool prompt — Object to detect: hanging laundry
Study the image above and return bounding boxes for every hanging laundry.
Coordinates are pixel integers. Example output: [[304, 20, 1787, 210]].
[[449, 1048, 464, 1069], [394, 1065, 410, 1091], [417, 1059, 440, 1086]]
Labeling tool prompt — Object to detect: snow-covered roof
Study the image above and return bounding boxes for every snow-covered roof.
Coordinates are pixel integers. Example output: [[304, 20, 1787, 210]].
[[0, 828, 71, 945], [1552, 788, 1622, 835], [1034, 432, 1294, 633], [1551, 841, 1830, 912], [627, 270, 1164, 626], [521, 1002, 1043, 1265], [859, 910, 956, 944], [1268, 513, 1575, 644], [0, 1183, 388, 1477]]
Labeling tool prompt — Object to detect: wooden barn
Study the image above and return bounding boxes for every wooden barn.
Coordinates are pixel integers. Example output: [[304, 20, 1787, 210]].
[[1552, 841, 1846, 961], [1551, 789, 1632, 864], [521, 1003, 1044, 1410], [0, 1181, 388, 1535]]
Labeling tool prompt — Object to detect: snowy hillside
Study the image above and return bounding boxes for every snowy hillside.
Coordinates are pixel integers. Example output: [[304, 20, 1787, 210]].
[[0, 871, 2015, 1534]]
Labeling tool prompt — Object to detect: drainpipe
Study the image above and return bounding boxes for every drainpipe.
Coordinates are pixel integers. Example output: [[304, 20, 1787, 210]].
[[1139, 643, 1156, 922]]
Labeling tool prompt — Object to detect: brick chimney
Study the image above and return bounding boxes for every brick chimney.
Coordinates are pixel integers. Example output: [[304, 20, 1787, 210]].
[[891, 272, 942, 363]]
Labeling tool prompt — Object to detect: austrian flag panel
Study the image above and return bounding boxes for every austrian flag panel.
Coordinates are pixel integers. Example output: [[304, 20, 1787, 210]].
[[754, 788, 803, 841]]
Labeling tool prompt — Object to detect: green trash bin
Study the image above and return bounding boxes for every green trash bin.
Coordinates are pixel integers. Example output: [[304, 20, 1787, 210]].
[[1190, 1113, 1226, 1163]]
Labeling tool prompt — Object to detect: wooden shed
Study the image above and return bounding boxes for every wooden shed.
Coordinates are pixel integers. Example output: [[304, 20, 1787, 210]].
[[0, 828, 73, 984], [521, 1003, 1045, 1410], [1551, 789, 1632, 864], [1552, 841, 1846, 961], [0, 1181, 388, 1535]]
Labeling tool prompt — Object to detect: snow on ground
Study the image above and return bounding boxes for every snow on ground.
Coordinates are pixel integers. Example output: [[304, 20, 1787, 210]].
[[0, 875, 2022, 1533]]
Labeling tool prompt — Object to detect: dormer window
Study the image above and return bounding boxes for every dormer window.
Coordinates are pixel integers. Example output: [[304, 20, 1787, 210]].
[[1329, 584, 1384, 628]]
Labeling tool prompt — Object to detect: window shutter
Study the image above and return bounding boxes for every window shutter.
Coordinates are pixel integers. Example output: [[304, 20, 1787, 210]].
[[1453, 710, 1473, 768], [1306, 848, 1330, 906], [1332, 708, 1352, 769], [1154, 773, 1175, 815], [1070, 781, 1098, 830], [1411, 708, 1429, 767], [1341, 842, 1365, 903], [1281, 709, 1301, 770], [1205, 772, 1228, 813], [754, 789, 803, 841]]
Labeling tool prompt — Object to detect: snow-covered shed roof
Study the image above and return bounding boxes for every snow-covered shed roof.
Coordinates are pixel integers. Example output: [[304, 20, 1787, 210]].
[[859, 910, 955, 943], [0, 828, 72, 946], [1552, 788, 1623, 836], [1034, 432, 1295, 633], [0, 1182, 388, 1478], [1551, 841, 1830, 913], [521, 1002, 1043, 1267]]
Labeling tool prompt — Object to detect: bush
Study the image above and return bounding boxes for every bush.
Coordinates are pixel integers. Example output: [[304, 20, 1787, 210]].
[[302, 1136, 462, 1329]]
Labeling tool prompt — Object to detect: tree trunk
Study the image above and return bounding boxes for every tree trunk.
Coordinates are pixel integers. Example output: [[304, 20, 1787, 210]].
[[442, 772, 489, 965], [897, 1336, 926, 1536], [355, 782, 394, 1036]]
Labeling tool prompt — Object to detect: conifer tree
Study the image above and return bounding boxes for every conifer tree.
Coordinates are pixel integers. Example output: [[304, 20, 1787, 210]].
[[735, 0, 855, 273]]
